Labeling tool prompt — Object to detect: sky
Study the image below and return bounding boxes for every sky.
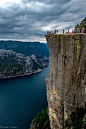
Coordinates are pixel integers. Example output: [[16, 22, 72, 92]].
[[0, 0, 86, 43]]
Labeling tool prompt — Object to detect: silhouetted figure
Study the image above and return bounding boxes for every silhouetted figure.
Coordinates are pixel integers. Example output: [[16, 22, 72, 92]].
[[84, 29, 86, 33], [51, 31, 53, 34], [80, 28, 81, 33], [54, 30, 56, 34], [57, 30, 58, 33], [81, 29, 82, 33], [63, 29, 64, 34]]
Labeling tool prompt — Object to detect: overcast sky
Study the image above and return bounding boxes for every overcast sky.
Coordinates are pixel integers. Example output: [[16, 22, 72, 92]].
[[0, 0, 86, 43]]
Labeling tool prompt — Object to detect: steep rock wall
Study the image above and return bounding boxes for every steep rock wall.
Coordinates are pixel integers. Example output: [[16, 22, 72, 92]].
[[45, 34, 86, 129]]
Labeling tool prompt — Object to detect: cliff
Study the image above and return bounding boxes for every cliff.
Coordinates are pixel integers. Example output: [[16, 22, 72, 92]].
[[75, 17, 86, 30], [45, 34, 86, 129], [80, 17, 86, 26], [0, 49, 49, 79]]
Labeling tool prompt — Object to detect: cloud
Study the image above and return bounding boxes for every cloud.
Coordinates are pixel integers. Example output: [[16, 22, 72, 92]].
[[0, 0, 86, 42], [0, 0, 20, 6]]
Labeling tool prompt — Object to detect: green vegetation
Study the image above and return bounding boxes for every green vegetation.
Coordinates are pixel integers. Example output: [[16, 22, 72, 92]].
[[0, 50, 49, 79], [75, 17, 86, 29], [29, 105, 86, 129], [0, 40, 49, 57], [75, 24, 86, 29], [32, 59, 43, 70], [83, 25, 86, 28], [0, 54, 26, 78], [65, 105, 86, 129], [29, 107, 51, 129]]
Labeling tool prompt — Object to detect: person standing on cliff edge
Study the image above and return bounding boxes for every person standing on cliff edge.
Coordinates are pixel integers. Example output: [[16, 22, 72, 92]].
[[51, 31, 53, 34], [63, 29, 64, 34], [54, 30, 56, 34]]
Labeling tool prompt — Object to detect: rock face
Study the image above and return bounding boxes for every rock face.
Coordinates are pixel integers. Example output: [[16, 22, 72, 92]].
[[45, 34, 86, 129], [80, 17, 86, 26], [0, 49, 49, 79], [75, 17, 86, 30]]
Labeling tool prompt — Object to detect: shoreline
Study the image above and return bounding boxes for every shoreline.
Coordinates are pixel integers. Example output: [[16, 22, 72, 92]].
[[0, 66, 49, 80]]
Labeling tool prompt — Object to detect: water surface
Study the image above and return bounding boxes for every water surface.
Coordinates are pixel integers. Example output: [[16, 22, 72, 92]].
[[0, 66, 49, 129]]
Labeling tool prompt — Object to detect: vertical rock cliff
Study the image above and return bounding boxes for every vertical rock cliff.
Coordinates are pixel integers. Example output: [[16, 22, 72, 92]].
[[45, 34, 86, 129]]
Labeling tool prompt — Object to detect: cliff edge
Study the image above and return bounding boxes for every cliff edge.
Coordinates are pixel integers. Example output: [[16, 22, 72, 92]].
[[45, 34, 86, 129]]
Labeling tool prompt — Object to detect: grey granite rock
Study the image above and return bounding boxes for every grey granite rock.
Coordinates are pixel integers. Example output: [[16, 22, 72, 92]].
[[45, 34, 86, 129]]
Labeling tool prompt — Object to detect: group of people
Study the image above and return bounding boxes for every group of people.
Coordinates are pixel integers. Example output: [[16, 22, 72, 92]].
[[72, 29, 86, 33], [47, 29, 86, 34], [47, 30, 58, 34]]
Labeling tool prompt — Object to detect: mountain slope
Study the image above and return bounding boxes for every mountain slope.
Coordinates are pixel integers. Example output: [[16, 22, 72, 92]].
[[0, 41, 49, 57], [0, 49, 49, 79]]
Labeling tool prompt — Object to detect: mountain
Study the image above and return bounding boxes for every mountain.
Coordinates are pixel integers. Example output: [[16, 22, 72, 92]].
[[0, 49, 49, 79], [75, 17, 86, 29], [80, 17, 86, 26], [0, 40, 49, 57]]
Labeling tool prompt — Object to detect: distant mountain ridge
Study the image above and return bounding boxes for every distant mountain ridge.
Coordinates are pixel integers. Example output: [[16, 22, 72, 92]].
[[0, 49, 49, 79], [0, 40, 49, 57]]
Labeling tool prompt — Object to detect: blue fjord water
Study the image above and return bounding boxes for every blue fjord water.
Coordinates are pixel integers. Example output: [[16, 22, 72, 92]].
[[0, 66, 49, 129]]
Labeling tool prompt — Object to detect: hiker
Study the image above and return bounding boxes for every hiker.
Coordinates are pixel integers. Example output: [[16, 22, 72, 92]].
[[74, 30, 76, 33], [80, 29, 81, 33], [84, 29, 86, 33], [54, 30, 56, 34], [82, 30, 85, 33], [51, 31, 53, 34], [63, 29, 64, 34], [81, 29, 82, 33]]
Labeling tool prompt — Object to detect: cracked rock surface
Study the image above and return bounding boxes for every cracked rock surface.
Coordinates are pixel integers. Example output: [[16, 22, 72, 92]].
[[45, 34, 86, 129]]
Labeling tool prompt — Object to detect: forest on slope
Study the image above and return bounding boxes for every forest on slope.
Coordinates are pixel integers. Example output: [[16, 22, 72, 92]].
[[0, 41, 49, 79]]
